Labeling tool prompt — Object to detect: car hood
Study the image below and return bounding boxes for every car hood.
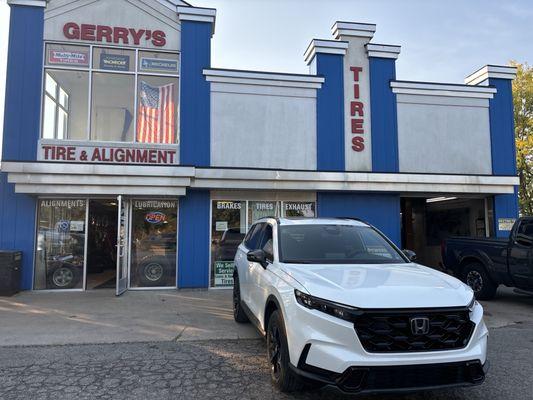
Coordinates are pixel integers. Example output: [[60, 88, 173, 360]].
[[279, 262, 473, 309]]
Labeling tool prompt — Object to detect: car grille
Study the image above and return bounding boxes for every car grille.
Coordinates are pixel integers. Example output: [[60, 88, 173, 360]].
[[353, 308, 475, 353]]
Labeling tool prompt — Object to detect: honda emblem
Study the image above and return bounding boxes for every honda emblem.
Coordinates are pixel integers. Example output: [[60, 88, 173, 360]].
[[410, 317, 430, 335]]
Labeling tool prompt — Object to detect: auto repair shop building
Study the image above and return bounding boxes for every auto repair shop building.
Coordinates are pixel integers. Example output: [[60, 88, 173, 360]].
[[0, 0, 519, 293]]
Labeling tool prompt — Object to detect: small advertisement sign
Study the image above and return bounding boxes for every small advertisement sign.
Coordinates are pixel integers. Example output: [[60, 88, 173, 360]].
[[498, 218, 516, 231], [70, 221, 85, 232], [145, 211, 167, 224], [214, 261, 234, 287], [215, 221, 228, 232], [140, 57, 179, 73], [48, 50, 89, 66], [100, 54, 130, 71]]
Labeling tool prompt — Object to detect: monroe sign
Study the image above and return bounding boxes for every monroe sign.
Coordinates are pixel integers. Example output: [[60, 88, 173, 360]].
[[39, 144, 178, 165]]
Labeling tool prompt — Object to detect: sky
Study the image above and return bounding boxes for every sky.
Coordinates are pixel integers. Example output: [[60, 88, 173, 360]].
[[0, 0, 532, 145]]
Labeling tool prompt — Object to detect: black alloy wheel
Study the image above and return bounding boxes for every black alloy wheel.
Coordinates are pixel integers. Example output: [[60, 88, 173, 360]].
[[266, 310, 303, 392]]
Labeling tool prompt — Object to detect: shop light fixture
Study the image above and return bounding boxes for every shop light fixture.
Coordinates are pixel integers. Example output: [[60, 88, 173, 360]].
[[426, 197, 458, 203]]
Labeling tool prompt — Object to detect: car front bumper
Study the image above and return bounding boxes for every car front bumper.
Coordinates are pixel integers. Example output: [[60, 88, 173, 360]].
[[282, 292, 488, 393], [290, 357, 488, 394]]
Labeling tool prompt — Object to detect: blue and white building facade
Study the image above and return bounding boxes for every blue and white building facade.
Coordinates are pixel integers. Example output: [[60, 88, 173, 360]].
[[0, 0, 519, 292]]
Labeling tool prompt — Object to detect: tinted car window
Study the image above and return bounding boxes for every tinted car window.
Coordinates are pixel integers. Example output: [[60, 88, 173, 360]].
[[518, 220, 533, 239], [279, 224, 406, 264], [244, 223, 265, 250], [258, 224, 274, 260]]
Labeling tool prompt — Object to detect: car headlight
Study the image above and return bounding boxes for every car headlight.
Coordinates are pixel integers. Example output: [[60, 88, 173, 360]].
[[468, 296, 478, 312], [294, 289, 360, 322]]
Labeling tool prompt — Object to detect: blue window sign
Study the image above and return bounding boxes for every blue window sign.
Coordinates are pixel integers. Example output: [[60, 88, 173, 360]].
[[100, 54, 130, 71], [140, 57, 179, 73]]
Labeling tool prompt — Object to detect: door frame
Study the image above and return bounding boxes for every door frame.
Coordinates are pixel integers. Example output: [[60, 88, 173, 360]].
[[116, 195, 130, 296]]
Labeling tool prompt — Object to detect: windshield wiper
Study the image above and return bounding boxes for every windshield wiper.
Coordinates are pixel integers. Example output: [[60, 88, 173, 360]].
[[282, 259, 312, 264]]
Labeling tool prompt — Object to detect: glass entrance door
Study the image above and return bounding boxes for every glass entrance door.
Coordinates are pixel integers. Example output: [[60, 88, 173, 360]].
[[116, 195, 129, 296]]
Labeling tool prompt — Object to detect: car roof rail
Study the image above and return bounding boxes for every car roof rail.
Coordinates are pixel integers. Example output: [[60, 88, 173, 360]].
[[257, 216, 280, 223], [338, 217, 369, 225]]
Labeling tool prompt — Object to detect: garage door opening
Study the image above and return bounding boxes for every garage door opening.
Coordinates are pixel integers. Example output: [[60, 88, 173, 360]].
[[401, 197, 494, 269]]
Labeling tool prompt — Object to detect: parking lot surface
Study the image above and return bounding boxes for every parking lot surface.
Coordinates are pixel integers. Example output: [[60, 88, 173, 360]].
[[0, 320, 532, 400], [0, 287, 532, 399]]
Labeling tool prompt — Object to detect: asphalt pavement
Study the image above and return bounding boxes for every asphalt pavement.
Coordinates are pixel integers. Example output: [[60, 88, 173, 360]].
[[0, 321, 532, 400]]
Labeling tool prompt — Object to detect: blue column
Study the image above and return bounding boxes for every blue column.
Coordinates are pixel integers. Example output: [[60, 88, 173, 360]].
[[317, 192, 401, 246], [315, 53, 345, 171], [178, 190, 210, 288], [0, 4, 44, 290], [369, 57, 399, 172], [179, 21, 211, 166], [488, 77, 519, 237]]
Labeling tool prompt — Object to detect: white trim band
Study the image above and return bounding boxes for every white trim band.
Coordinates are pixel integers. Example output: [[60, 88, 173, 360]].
[[391, 81, 497, 99], [7, 0, 47, 7], [304, 40, 348, 64], [1, 162, 519, 196], [177, 6, 216, 34], [332, 21, 376, 39], [204, 69, 324, 89], [366, 43, 401, 59], [465, 65, 518, 86]]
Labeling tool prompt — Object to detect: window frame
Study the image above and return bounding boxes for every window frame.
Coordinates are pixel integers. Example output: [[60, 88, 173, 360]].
[[41, 41, 181, 144]]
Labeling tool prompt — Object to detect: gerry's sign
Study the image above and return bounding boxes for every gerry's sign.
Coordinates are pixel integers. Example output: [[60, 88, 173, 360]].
[[63, 22, 166, 47]]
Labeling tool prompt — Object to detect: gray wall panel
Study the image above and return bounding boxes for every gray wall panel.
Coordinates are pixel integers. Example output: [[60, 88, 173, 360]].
[[397, 95, 492, 174]]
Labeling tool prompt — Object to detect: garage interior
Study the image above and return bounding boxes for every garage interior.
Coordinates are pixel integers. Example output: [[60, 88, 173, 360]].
[[401, 196, 494, 269]]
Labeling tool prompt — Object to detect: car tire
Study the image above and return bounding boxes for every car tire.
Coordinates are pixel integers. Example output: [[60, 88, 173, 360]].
[[138, 257, 169, 287], [233, 274, 249, 323], [267, 310, 303, 392], [463, 262, 498, 300]]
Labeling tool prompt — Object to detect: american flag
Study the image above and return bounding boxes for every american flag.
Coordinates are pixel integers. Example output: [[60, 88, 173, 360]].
[[137, 81, 176, 143]]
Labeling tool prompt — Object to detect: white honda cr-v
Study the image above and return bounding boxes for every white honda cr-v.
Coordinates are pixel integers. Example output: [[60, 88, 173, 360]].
[[232, 217, 488, 394]]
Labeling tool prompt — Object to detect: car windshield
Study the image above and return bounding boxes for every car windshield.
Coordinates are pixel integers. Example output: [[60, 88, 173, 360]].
[[279, 224, 406, 264]]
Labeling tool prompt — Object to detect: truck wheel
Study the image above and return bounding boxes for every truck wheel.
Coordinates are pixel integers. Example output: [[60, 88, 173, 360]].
[[233, 274, 249, 323], [463, 262, 498, 300], [267, 310, 303, 392]]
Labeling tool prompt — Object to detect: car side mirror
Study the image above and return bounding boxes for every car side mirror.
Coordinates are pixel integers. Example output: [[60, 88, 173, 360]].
[[247, 249, 268, 268], [515, 233, 533, 247], [403, 249, 417, 262]]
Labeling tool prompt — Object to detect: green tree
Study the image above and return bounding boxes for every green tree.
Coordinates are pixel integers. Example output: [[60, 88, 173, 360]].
[[513, 62, 533, 215]]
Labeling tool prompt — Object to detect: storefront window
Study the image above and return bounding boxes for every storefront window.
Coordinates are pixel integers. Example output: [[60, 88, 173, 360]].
[[283, 201, 316, 217], [42, 43, 179, 143], [210, 199, 316, 287], [130, 200, 177, 288], [248, 201, 277, 225], [35, 199, 86, 290], [42, 70, 89, 140], [211, 201, 246, 287], [90, 72, 135, 141], [137, 76, 179, 144]]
